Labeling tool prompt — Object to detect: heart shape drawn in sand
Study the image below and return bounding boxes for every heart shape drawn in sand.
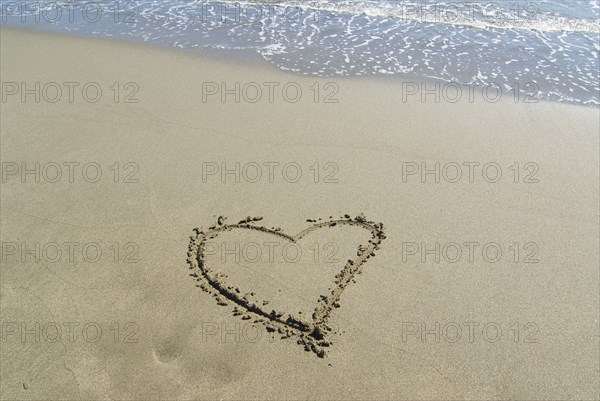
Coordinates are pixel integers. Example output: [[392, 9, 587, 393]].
[[186, 214, 386, 357]]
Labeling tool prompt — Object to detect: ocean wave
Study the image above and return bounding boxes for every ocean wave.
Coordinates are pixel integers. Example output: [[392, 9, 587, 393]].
[[211, 0, 600, 33], [2, 0, 598, 105], [4, 0, 600, 33]]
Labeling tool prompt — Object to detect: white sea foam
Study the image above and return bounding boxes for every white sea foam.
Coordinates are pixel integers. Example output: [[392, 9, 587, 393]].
[[2, 0, 598, 105]]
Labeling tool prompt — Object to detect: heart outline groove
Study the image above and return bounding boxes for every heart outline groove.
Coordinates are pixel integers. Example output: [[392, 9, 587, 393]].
[[186, 214, 386, 357]]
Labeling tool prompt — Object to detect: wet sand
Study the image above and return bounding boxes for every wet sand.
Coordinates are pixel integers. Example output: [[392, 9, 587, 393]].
[[1, 27, 599, 400]]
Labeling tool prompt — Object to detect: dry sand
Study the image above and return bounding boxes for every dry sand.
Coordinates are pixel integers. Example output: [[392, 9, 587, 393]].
[[1, 27, 599, 400]]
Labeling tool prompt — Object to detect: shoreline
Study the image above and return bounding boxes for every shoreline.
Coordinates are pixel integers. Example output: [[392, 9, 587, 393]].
[[2, 25, 598, 109]]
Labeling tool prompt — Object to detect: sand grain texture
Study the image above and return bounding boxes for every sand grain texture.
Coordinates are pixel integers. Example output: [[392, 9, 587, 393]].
[[1, 28, 599, 400]]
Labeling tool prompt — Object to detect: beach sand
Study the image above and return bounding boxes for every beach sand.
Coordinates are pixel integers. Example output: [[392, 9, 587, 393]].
[[1, 27, 598, 400]]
